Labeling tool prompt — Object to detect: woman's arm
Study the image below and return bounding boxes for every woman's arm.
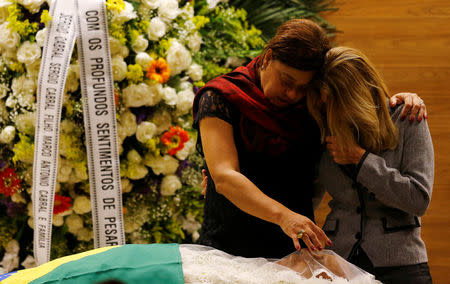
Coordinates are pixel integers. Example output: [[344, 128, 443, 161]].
[[200, 116, 331, 251]]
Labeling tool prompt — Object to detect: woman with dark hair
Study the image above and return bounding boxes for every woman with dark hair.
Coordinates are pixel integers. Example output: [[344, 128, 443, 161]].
[[193, 19, 426, 259]]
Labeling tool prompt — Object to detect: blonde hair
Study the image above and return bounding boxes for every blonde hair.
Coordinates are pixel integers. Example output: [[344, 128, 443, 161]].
[[307, 46, 399, 153]]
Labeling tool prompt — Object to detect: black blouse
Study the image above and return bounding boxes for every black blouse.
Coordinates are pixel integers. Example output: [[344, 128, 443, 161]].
[[193, 90, 322, 258]]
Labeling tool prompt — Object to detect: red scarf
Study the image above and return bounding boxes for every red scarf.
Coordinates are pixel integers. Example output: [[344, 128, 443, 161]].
[[193, 56, 313, 152]]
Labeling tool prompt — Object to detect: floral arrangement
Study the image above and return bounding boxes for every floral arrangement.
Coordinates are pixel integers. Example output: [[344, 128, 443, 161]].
[[0, 0, 266, 273]]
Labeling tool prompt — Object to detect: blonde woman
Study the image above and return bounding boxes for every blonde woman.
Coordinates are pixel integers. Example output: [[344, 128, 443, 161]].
[[308, 47, 433, 284]]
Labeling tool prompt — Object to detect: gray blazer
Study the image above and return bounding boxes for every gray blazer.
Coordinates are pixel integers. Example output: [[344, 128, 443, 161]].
[[314, 105, 434, 267]]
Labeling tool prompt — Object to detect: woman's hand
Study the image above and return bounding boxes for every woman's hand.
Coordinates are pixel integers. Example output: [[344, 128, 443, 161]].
[[390, 92, 427, 122], [201, 169, 207, 197], [279, 210, 332, 253], [326, 136, 365, 165]]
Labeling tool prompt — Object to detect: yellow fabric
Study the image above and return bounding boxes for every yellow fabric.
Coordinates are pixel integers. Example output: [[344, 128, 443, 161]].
[[1, 246, 118, 284]]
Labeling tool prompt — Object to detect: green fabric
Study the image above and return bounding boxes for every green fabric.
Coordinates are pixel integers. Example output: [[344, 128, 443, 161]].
[[30, 244, 184, 284]]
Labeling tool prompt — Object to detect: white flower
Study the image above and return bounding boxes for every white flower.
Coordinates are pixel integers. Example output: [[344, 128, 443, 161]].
[[15, 112, 35, 135], [0, 4, 11, 24], [206, 0, 226, 9], [160, 174, 182, 196], [0, 22, 20, 50], [179, 213, 201, 234], [66, 214, 84, 234], [162, 86, 178, 106], [141, 0, 159, 9], [21, 255, 36, 269], [11, 192, 26, 203], [12, 75, 36, 96], [144, 154, 179, 175], [187, 32, 202, 53], [131, 34, 148, 53], [127, 149, 142, 164], [76, 228, 93, 241], [167, 40, 192, 75], [111, 55, 127, 81], [176, 138, 196, 160], [176, 88, 195, 115], [147, 17, 166, 41], [17, 0, 45, 13], [121, 178, 133, 193], [73, 196, 91, 214], [192, 231, 200, 242], [35, 27, 47, 47], [5, 239, 19, 254], [136, 121, 157, 143], [187, 63, 203, 81], [53, 214, 64, 227], [109, 37, 129, 57], [126, 150, 149, 180], [17, 41, 41, 65], [25, 58, 41, 78], [112, 1, 137, 24], [57, 158, 72, 183], [120, 110, 137, 136], [65, 64, 80, 93], [158, 0, 180, 20], [0, 125, 15, 144], [122, 82, 162, 107], [225, 56, 246, 68], [152, 110, 171, 134], [0, 253, 18, 273], [135, 52, 153, 68]]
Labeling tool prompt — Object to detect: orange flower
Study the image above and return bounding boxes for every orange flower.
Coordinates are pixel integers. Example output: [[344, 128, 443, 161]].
[[0, 167, 21, 196], [161, 126, 189, 156], [146, 58, 171, 84], [53, 194, 72, 215]]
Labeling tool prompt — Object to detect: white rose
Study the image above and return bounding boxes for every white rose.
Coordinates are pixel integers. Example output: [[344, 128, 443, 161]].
[[187, 32, 202, 53], [52, 214, 64, 227], [147, 17, 166, 41], [127, 149, 142, 164], [0, 22, 20, 50], [120, 110, 137, 136], [121, 178, 133, 193], [162, 86, 177, 106], [17, 41, 41, 65], [175, 138, 195, 160], [0, 6, 10, 24], [0, 253, 18, 273], [167, 40, 192, 75], [112, 1, 137, 24], [15, 112, 35, 135], [135, 52, 153, 68], [152, 110, 171, 134], [187, 63, 203, 81], [141, 0, 159, 9], [66, 214, 83, 234], [21, 255, 36, 269], [25, 58, 41, 78], [176, 88, 195, 115], [76, 228, 93, 241], [11, 75, 36, 96], [158, 0, 180, 20], [131, 34, 148, 53], [111, 55, 127, 81], [65, 64, 80, 93], [17, 0, 45, 13], [144, 154, 179, 175], [35, 28, 47, 47], [0, 125, 15, 144], [160, 174, 182, 196], [73, 196, 91, 214], [122, 82, 162, 107], [109, 36, 123, 56], [136, 121, 157, 143]]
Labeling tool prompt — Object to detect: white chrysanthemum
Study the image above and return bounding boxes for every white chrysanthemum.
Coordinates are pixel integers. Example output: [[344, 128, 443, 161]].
[[152, 110, 171, 134], [35, 27, 47, 47], [0, 22, 20, 50], [162, 86, 177, 106], [160, 174, 182, 196], [167, 40, 192, 75], [112, 1, 137, 24], [141, 0, 159, 9], [135, 52, 153, 68], [121, 178, 133, 193], [187, 32, 202, 53], [73, 195, 91, 214], [0, 125, 15, 144], [66, 214, 84, 234], [122, 82, 162, 107], [65, 64, 80, 93], [147, 17, 166, 41], [15, 112, 35, 135], [52, 215, 64, 227], [176, 138, 196, 160], [187, 63, 203, 81], [76, 228, 93, 241], [136, 121, 157, 143], [120, 110, 137, 136], [144, 154, 179, 176], [20, 255, 36, 269], [111, 55, 127, 81], [131, 34, 148, 53], [176, 88, 195, 115], [17, 0, 45, 13], [25, 58, 41, 78], [17, 41, 41, 65], [158, 0, 180, 20]]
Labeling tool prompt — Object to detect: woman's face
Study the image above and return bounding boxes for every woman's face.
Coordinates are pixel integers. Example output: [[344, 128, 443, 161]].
[[260, 51, 315, 108]]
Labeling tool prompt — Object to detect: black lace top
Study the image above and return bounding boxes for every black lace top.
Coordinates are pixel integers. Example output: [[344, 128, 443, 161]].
[[193, 90, 322, 258]]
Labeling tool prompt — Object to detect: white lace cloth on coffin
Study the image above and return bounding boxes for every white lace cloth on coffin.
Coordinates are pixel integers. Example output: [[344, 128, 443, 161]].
[[180, 245, 380, 284]]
